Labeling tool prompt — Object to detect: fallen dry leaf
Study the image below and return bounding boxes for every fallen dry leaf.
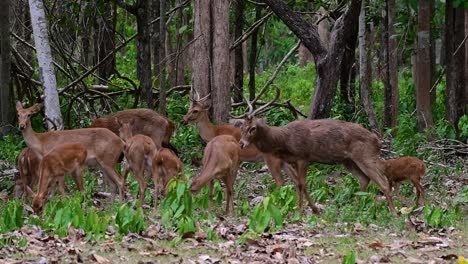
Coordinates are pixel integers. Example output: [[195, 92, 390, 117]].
[[89, 253, 110, 263], [367, 241, 384, 250]]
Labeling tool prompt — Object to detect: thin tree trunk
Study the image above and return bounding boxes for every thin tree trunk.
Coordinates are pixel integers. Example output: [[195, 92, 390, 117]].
[[28, 0, 63, 130], [159, 0, 166, 115], [416, 0, 434, 130], [212, 0, 230, 124], [136, 0, 152, 108], [233, 0, 245, 103], [152, 0, 160, 79], [358, 0, 379, 133], [0, 0, 13, 135], [96, 2, 117, 81], [192, 0, 211, 99], [248, 6, 261, 101], [465, 9, 468, 110], [429, 0, 436, 104], [174, 0, 186, 86]]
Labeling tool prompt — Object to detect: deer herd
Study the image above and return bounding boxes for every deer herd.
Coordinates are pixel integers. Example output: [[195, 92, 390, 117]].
[[13, 87, 427, 217]]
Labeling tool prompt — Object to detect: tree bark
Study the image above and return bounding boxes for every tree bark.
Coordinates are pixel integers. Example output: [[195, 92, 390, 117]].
[[429, 0, 436, 104], [159, 0, 167, 114], [383, 0, 399, 128], [248, 6, 261, 101], [358, 0, 379, 133], [263, 0, 362, 119], [0, 0, 13, 135], [28, 0, 63, 130], [416, 0, 434, 130], [233, 0, 245, 103], [212, 0, 230, 124], [135, 0, 152, 108], [192, 0, 211, 99], [96, 2, 117, 81], [152, 0, 160, 86]]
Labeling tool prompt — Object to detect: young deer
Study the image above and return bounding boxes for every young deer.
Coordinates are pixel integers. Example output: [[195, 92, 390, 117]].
[[14, 147, 64, 199], [182, 97, 296, 187], [152, 148, 182, 206], [91, 108, 177, 154], [16, 102, 125, 197], [190, 135, 240, 214], [382, 156, 426, 206], [29, 143, 87, 214], [238, 86, 398, 216], [119, 121, 157, 205]]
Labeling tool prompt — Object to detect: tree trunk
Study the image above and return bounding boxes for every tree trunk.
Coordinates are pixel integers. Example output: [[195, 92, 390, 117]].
[[465, 9, 468, 110], [263, 0, 362, 119], [416, 0, 434, 130], [212, 0, 230, 124], [152, 0, 160, 80], [136, 0, 152, 108], [0, 0, 13, 135], [233, 0, 245, 103], [358, 0, 379, 133], [174, 0, 186, 86], [96, 2, 117, 81], [429, 0, 436, 104], [159, 0, 167, 115], [248, 6, 261, 101], [339, 21, 359, 116], [28, 0, 63, 130], [383, 0, 398, 128], [192, 0, 211, 99]]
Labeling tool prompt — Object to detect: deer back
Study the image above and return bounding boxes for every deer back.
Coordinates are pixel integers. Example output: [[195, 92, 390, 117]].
[[383, 156, 426, 182]]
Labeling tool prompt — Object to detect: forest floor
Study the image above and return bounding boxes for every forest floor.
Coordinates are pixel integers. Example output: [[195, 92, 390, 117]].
[[0, 163, 467, 264]]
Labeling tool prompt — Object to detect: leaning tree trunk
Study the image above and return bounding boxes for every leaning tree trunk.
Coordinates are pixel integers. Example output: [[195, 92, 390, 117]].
[[212, 0, 230, 124], [233, 0, 245, 103], [416, 0, 434, 130], [0, 0, 13, 135], [192, 0, 211, 99], [159, 0, 167, 115], [28, 0, 63, 130], [263, 0, 362, 119], [383, 0, 399, 128], [358, 0, 379, 134]]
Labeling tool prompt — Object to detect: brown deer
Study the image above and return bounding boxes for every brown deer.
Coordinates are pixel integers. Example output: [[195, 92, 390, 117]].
[[238, 86, 398, 216], [382, 156, 426, 206], [119, 120, 157, 205], [152, 148, 183, 206], [182, 94, 296, 187], [14, 147, 64, 199], [28, 143, 87, 214], [91, 108, 177, 154], [190, 135, 240, 214], [16, 102, 125, 197]]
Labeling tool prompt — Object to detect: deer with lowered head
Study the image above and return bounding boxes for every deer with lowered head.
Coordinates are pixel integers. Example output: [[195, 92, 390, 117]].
[[152, 147, 182, 207], [190, 135, 240, 214], [118, 120, 157, 205], [182, 91, 296, 187], [382, 156, 426, 206], [16, 102, 125, 197], [14, 147, 65, 199], [28, 143, 87, 214], [237, 86, 398, 216], [91, 108, 177, 154]]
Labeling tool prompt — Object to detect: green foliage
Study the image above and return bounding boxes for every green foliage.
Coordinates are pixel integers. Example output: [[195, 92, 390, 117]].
[[423, 205, 461, 228], [342, 251, 356, 264], [115, 203, 146, 235], [0, 200, 23, 233], [249, 196, 283, 233], [0, 134, 24, 164], [458, 115, 468, 141]]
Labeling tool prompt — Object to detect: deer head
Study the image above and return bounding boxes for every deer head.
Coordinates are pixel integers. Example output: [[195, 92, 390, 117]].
[[182, 87, 210, 125], [16, 102, 43, 131], [118, 119, 135, 141]]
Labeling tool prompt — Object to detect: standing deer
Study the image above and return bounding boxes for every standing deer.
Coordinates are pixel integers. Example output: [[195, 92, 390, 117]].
[[16, 102, 125, 197], [190, 135, 240, 214], [152, 148, 182, 207], [29, 143, 87, 214], [182, 93, 296, 187], [238, 86, 398, 216], [14, 147, 64, 199], [382, 156, 426, 206], [119, 120, 157, 205], [91, 109, 177, 154]]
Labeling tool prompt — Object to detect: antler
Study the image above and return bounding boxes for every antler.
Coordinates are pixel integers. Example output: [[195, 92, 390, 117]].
[[190, 86, 210, 103], [231, 84, 280, 119]]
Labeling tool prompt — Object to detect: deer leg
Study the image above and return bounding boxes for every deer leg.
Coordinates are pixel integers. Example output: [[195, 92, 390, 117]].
[[208, 180, 214, 210], [353, 158, 398, 216], [100, 162, 124, 199], [343, 160, 370, 191], [133, 161, 147, 205], [281, 161, 298, 184], [264, 154, 285, 187], [411, 179, 425, 206], [71, 168, 85, 193], [296, 160, 319, 214], [392, 181, 402, 199], [223, 174, 234, 215]]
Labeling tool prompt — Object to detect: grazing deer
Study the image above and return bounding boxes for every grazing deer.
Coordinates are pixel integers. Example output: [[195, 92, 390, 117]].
[[16, 102, 125, 197], [382, 156, 426, 206], [190, 135, 240, 214], [237, 86, 398, 216], [14, 147, 64, 199], [152, 148, 182, 207], [28, 143, 87, 214], [119, 120, 157, 205], [91, 108, 177, 154], [182, 94, 296, 187]]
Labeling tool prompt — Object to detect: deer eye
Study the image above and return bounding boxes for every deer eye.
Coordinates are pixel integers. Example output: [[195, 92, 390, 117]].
[[249, 127, 256, 134], [192, 110, 198, 114], [28, 114, 31, 117]]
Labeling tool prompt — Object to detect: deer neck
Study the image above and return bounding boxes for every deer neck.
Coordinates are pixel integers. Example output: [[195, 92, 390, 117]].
[[21, 123, 45, 157], [254, 124, 287, 154], [195, 114, 216, 142]]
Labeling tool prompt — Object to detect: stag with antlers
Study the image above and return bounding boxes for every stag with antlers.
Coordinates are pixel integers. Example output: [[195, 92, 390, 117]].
[[237, 86, 398, 216], [182, 87, 297, 187]]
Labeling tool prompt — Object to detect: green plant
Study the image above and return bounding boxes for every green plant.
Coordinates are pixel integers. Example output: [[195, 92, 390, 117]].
[[342, 251, 356, 264], [115, 203, 146, 235], [0, 200, 23, 233], [249, 196, 283, 233]]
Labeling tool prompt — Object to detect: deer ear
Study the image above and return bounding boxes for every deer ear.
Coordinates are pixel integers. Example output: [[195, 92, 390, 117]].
[[257, 118, 266, 125], [26, 186, 35, 198], [115, 117, 122, 127], [31, 103, 43, 113], [16, 101, 23, 111]]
